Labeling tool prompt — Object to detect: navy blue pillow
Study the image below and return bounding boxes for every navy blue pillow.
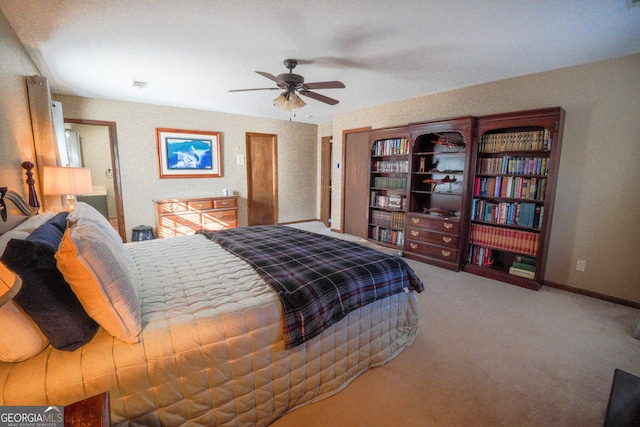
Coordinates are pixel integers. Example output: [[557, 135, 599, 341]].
[[0, 212, 98, 351]]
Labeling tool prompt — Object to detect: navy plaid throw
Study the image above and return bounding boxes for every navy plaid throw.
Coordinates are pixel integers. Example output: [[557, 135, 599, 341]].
[[198, 226, 423, 348]]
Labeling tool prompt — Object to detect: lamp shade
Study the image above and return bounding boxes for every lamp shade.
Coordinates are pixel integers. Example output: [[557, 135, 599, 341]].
[[273, 92, 306, 111], [0, 263, 21, 307], [42, 166, 93, 196]]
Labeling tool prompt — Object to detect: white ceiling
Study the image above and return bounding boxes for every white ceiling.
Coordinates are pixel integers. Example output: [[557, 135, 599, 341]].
[[2, 0, 639, 124]]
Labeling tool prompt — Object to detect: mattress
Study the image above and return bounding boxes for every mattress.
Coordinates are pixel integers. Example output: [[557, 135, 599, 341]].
[[0, 233, 420, 426]]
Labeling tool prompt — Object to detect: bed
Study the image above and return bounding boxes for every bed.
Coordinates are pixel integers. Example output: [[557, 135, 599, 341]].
[[0, 189, 423, 425]]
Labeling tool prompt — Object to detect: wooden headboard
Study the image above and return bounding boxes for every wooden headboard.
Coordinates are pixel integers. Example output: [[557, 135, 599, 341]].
[[0, 162, 41, 234]]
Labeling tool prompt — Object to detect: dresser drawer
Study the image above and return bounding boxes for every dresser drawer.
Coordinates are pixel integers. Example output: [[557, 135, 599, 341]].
[[158, 213, 202, 236], [407, 214, 459, 234], [202, 210, 237, 230], [158, 201, 189, 213], [406, 227, 458, 249], [188, 199, 214, 210], [405, 240, 457, 262], [213, 198, 236, 209]]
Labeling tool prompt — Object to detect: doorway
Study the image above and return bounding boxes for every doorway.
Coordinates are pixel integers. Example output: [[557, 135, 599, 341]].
[[320, 136, 332, 228], [246, 132, 278, 226], [64, 119, 126, 241], [341, 127, 371, 239]]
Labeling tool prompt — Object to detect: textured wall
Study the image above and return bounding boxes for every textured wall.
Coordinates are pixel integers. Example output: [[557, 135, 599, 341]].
[[54, 95, 318, 237], [330, 54, 640, 303]]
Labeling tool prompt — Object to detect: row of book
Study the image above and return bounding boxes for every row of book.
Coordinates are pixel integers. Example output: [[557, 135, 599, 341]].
[[373, 176, 407, 190], [474, 176, 547, 201], [370, 226, 405, 247], [372, 160, 409, 173], [476, 156, 549, 175], [469, 224, 539, 256], [471, 199, 544, 229], [370, 210, 405, 229], [371, 193, 406, 211], [372, 138, 409, 156], [478, 129, 551, 152], [467, 245, 494, 267]]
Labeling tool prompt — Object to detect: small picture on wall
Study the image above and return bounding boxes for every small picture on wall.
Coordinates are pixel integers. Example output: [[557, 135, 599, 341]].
[[156, 128, 221, 178]]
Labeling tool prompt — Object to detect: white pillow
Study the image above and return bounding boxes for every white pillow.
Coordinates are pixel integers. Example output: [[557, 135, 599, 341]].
[[67, 202, 122, 246], [0, 301, 49, 362], [12, 212, 54, 233], [56, 218, 141, 343]]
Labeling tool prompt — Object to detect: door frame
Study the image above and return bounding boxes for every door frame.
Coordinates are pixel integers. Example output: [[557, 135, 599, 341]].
[[340, 126, 371, 233], [64, 118, 126, 241], [320, 136, 332, 227]]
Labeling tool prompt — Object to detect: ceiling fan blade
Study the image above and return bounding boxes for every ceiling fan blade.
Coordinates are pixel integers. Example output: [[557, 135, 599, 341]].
[[302, 81, 345, 90], [299, 90, 339, 105], [256, 71, 287, 85], [229, 87, 280, 92]]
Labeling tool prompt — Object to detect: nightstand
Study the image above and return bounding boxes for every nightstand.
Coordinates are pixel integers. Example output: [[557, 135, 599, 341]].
[[64, 392, 110, 426]]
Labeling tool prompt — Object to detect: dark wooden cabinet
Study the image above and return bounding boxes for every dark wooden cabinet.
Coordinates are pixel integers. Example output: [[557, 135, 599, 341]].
[[403, 117, 474, 270], [367, 127, 410, 249], [463, 107, 565, 289]]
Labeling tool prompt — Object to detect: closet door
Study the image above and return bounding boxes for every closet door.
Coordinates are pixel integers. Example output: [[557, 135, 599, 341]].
[[342, 129, 370, 238]]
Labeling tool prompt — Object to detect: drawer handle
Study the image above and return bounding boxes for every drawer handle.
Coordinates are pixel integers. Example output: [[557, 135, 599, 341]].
[[410, 243, 418, 249], [441, 250, 451, 257], [197, 202, 205, 208], [444, 222, 453, 229], [177, 217, 186, 223], [221, 201, 229, 206], [442, 236, 452, 243], [411, 231, 419, 237], [412, 218, 420, 224], [216, 214, 224, 219]]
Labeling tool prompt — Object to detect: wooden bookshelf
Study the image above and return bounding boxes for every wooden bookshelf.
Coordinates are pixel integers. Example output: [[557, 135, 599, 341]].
[[403, 117, 474, 270], [464, 107, 565, 289], [367, 127, 410, 249]]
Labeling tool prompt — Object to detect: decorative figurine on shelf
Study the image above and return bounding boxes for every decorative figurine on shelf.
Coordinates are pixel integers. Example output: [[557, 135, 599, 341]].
[[433, 136, 463, 151], [423, 175, 457, 192], [418, 157, 426, 173]]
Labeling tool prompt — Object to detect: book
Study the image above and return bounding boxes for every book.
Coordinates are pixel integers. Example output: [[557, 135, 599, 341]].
[[512, 261, 535, 272], [509, 266, 536, 279]]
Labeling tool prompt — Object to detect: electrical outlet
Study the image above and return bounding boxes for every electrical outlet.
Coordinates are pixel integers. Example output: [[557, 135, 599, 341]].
[[576, 260, 587, 272]]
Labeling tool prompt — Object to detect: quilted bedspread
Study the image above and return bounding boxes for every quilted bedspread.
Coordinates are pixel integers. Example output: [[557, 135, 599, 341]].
[[199, 226, 423, 348], [0, 233, 420, 426]]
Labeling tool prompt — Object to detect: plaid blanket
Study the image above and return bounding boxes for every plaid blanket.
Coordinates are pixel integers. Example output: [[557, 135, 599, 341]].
[[198, 226, 424, 348]]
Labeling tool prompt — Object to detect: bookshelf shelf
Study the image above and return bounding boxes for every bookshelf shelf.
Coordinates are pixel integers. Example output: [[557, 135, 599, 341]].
[[463, 107, 565, 290]]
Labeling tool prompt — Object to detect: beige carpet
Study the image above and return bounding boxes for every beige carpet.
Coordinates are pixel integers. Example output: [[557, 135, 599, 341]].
[[274, 222, 640, 426]]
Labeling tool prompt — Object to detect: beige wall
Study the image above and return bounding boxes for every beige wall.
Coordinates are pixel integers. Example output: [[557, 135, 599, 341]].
[[55, 95, 318, 237], [330, 54, 640, 303], [0, 12, 39, 194]]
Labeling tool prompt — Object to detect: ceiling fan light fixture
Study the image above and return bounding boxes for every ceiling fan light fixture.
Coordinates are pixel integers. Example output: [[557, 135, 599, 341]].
[[273, 92, 306, 111]]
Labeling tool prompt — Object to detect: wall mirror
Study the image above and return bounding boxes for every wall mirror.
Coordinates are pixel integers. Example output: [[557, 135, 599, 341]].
[[63, 119, 126, 240]]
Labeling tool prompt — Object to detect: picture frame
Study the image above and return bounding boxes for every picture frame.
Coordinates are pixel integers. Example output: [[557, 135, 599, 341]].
[[156, 128, 221, 178]]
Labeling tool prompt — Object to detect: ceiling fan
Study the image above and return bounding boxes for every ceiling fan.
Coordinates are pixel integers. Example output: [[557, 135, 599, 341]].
[[229, 59, 345, 110]]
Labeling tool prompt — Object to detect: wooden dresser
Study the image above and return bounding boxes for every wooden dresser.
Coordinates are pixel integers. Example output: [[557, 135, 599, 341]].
[[155, 195, 238, 238]]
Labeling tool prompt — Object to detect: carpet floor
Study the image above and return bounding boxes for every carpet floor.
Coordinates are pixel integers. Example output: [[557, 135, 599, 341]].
[[272, 222, 640, 426]]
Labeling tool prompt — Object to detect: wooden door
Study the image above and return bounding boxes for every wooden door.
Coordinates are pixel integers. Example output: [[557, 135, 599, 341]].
[[246, 132, 278, 226], [342, 128, 371, 238], [320, 136, 332, 227]]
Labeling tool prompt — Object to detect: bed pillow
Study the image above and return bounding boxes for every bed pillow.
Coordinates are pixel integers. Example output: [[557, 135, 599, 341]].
[[67, 202, 123, 246], [0, 212, 99, 351], [12, 212, 54, 233], [56, 218, 141, 343], [0, 262, 49, 362]]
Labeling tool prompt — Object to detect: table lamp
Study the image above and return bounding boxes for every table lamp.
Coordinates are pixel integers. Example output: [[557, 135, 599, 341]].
[[42, 166, 93, 211]]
